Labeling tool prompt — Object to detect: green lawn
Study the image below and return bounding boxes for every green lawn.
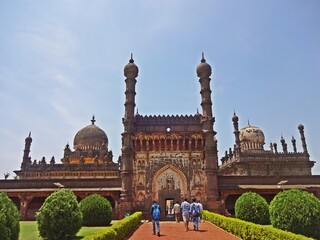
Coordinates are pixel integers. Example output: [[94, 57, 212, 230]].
[[20, 221, 109, 240]]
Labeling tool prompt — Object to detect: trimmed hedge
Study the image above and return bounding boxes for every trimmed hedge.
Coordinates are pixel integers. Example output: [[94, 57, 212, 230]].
[[269, 189, 320, 239], [235, 192, 270, 225], [36, 189, 83, 240], [203, 210, 314, 240], [0, 192, 20, 240], [79, 194, 113, 226], [83, 211, 142, 240]]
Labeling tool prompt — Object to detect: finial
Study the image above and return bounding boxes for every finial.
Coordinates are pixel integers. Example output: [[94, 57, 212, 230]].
[[201, 52, 206, 63], [136, 108, 139, 115], [248, 119, 250, 126], [91, 115, 96, 125], [28, 132, 31, 137], [196, 108, 199, 114], [129, 53, 134, 63]]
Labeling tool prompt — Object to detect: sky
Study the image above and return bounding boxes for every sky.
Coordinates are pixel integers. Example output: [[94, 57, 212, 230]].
[[0, 0, 319, 178]]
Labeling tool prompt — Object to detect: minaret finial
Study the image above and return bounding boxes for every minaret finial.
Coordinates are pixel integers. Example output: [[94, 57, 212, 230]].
[[248, 119, 250, 126], [91, 115, 96, 125], [201, 52, 206, 63], [29, 132, 31, 137], [129, 53, 134, 63]]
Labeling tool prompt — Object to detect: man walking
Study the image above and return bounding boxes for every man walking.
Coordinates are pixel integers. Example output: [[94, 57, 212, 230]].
[[190, 198, 201, 231], [180, 198, 190, 231], [150, 201, 161, 236], [173, 201, 180, 223]]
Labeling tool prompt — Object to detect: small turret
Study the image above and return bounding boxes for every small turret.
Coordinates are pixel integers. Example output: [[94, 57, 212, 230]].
[[273, 143, 278, 153], [280, 135, 288, 153], [232, 112, 241, 150], [22, 132, 32, 170], [291, 136, 297, 153], [298, 124, 309, 155]]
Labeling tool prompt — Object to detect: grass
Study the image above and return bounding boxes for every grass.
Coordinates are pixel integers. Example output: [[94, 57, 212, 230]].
[[20, 221, 110, 240]]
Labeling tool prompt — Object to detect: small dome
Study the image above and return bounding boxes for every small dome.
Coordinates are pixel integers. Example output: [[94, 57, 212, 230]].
[[73, 117, 108, 150], [239, 124, 265, 151], [196, 53, 212, 78], [124, 55, 138, 79], [232, 112, 239, 122], [298, 123, 304, 131]]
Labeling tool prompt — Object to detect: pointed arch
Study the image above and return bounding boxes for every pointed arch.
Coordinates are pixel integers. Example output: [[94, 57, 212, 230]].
[[152, 164, 188, 200]]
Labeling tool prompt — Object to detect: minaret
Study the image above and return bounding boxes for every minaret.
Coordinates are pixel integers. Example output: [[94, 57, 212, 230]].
[[196, 53, 220, 211], [120, 54, 138, 215], [232, 112, 241, 155], [21, 132, 32, 170], [298, 124, 309, 156]]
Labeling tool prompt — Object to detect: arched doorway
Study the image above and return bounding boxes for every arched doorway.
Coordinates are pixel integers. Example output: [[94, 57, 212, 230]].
[[152, 164, 187, 220]]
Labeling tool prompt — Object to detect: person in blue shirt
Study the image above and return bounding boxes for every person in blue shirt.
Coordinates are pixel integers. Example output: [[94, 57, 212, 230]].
[[190, 198, 201, 231], [150, 201, 161, 236]]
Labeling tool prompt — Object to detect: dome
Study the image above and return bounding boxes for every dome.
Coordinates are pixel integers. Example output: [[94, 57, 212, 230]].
[[196, 53, 212, 78], [73, 116, 108, 150], [124, 55, 138, 79], [239, 124, 265, 151]]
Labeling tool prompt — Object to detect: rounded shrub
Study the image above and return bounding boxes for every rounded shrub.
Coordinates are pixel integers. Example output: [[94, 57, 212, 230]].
[[235, 191, 270, 225], [269, 189, 320, 239], [79, 194, 112, 226], [36, 189, 82, 240], [0, 192, 20, 240]]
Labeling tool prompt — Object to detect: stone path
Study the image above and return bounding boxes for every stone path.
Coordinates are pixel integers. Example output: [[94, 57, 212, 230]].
[[127, 221, 241, 240]]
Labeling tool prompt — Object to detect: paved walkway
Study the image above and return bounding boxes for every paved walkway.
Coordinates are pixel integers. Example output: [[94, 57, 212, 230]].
[[128, 221, 241, 240]]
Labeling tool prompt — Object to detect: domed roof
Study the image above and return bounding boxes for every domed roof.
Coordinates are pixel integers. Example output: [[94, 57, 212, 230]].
[[73, 116, 108, 150], [196, 53, 212, 78], [239, 123, 265, 150], [124, 54, 138, 79]]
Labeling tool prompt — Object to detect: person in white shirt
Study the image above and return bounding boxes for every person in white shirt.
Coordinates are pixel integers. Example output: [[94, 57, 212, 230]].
[[173, 201, 181, 223], [180, 198, 190, 231]]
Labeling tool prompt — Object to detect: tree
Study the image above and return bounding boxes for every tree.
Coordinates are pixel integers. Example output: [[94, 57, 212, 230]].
[[0, 192, 20, 240], [269, 189, 320, 239], [79, 194, 112, 226], [235, 192, 270, 225], [36, 189, 82, 240]]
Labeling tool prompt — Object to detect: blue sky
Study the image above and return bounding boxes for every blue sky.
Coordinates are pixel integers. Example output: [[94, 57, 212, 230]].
[[0, 0, 319, 177]]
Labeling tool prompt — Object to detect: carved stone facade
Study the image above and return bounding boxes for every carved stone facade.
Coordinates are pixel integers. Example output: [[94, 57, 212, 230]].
[[219, 114, 314, 176], [119, 55, 220, 218], [0, 55, 318, 220], [130, 117, 211, 218], [15, 116, 119, 180]]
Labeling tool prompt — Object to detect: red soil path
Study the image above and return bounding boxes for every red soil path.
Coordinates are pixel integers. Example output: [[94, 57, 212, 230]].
[[128, 221, 241, 240]]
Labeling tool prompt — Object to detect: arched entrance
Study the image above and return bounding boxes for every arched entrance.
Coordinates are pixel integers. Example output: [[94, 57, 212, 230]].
[[152, 164, 188, 220]]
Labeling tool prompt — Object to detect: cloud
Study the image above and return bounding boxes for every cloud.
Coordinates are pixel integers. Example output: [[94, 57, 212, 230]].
[[50, 98, 82, 128], [53, 73, 74, 87], [30, 25, 78, 67]]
